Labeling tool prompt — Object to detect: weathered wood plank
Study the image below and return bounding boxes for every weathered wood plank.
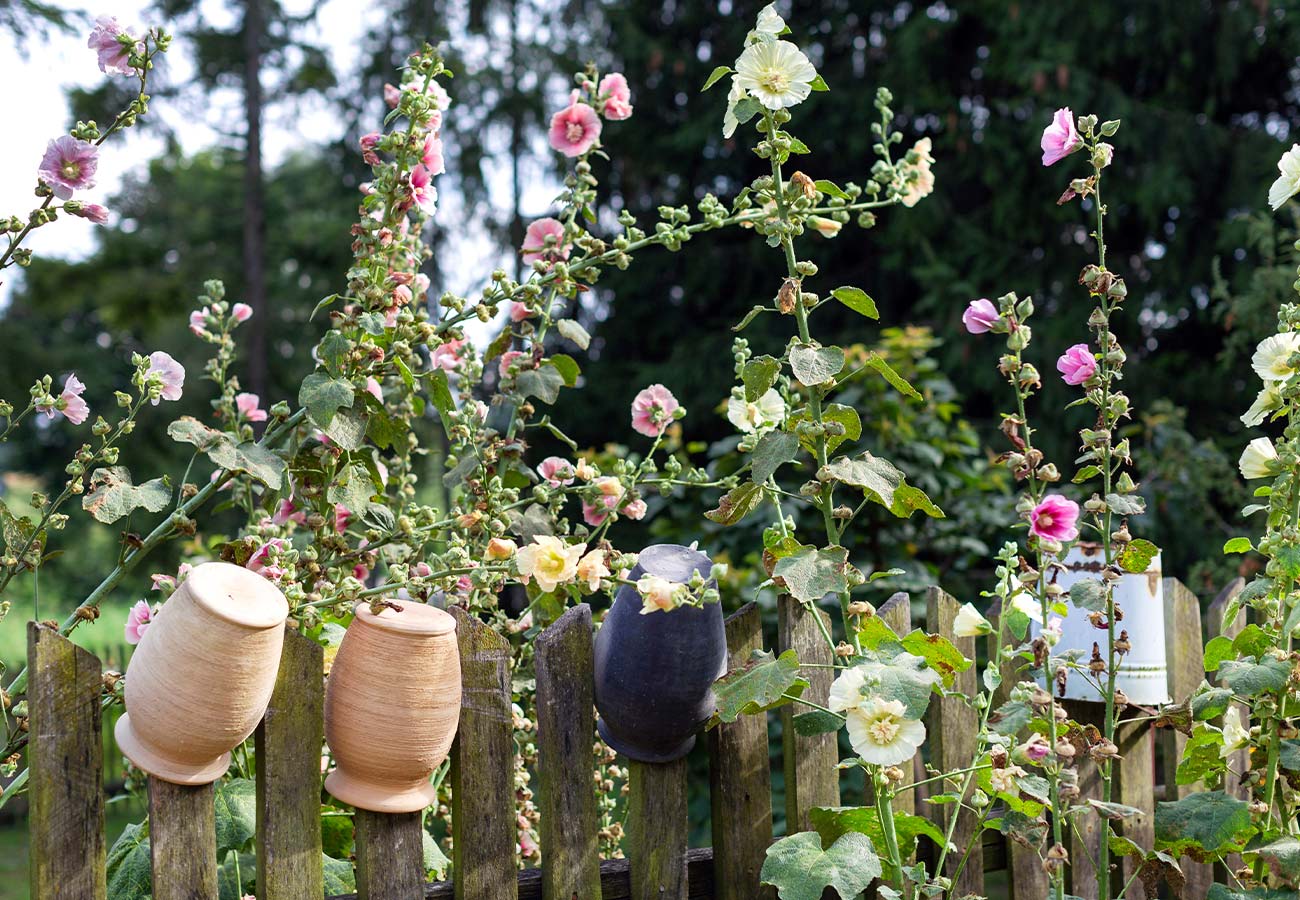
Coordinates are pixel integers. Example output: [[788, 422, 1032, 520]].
[[148, 777, 218, 900], [1161, 577, 1212, 897], [27, 623, 106, 900], [1114, 712, 1155, 900], [777, 594, 838, 830], [354, 809, 424, 899], [450, 607, 519, 900], [924, 587, 983, 897], [1206, 577, 1248, 884], [708, 602, 774, 900], [535, 603, 601, 900], [626, 756, 689, 900], [256, 627, 325, 899], [1063, 700, 1103, 900]]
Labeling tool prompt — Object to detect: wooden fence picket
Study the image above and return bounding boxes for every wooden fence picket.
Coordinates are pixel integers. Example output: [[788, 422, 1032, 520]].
[[777, 594, 839, 831], [627, 756, 689, 900], [1206, 577, 1248, 884], [353, 809, 424, 899], [147, 777, 218, 899]]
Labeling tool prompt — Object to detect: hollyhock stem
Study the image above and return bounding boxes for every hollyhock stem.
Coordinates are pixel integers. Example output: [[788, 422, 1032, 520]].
[[873, 770, 908, 897]]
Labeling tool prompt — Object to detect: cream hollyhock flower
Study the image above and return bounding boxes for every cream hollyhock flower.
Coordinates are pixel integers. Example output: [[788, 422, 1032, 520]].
[[844, 697, 926, 766], [727, 388, 786, 434], [1269, 144, 1300, 211], [1251, 332, 1300, 383], [485, 537, 518, 561], [723, 79, 747, 140], [898, 138, 935, 208], [576, 550, 611, 592], [734, 40, 818, 110], [636, 574, 684, 614], [828, 666, 867, 713], [1009, 592, 1043, 624], [952, 603, 992, 638], [1220, 707, 1249, 758], [751, 4, 786, 39], [990, 764, 1027, 795], [1242, 384, 1282, 428], [516, 536, 585, 593], [1238, 437, 1279, 480]]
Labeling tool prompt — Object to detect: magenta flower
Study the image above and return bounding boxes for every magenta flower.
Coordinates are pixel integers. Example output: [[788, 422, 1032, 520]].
[[1029, 494, 1080, 543], [236, 392, 267, 423], [422, 135, 445, 176], [247, 538, 288, 580], [1040, 107, 1082, 167], [520, 217, 569, 267], [231, 303, 253, 322], [124, 600, 153, 644], [409, 165, 438, 213], [1056, 343, 1096, 386], [538, 456, 575, 487], [272, 498, 306, 526], [70, 203, 109, 225], [548, 101, 602, 157], [87, 16, 137, 75], [498, 349, 527, 377], [962, 298, 1000, 334], [38, 135, 99, 200], [334, 504, 352, 535], [630, 384, 680, 437], [599, 73, 633, 120], [145, 351, 185, 404]]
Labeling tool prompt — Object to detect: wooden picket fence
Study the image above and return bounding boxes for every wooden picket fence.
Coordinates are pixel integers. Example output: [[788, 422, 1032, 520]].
[[23, 578, 1245, 899]]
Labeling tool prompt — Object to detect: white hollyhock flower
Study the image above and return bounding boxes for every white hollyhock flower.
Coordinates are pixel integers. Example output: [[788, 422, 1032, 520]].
[[1241, 384, 1282, 428], [828, 665, 867, 713], [952, 602, 992, 637], [727, 388, 786, 434], [1220, 707, 1249, 758], [734, 40, 818, 110], [751, 4, 786, 39], [1238, 437, 1278, 480], [723, 79, 746, 139], [1009, 592, 1043, 624], [1251, 332, 1300, 383], [1269, 144, 1300, 211], [844, 697, 926, 766]]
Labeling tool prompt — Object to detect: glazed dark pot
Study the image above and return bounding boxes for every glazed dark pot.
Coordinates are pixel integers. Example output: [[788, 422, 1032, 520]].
[[594, 543, 726, 763]]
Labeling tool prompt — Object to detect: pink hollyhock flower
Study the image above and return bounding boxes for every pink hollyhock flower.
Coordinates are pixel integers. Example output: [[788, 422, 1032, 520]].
[[360, 131, 381, 165], [124, 600, 153, 644], [520, 217, 569, 267], [962, 298, 1000, 334], [392, 284, 412, 307], [71, 203, 109, 224], [273, 498, 307, 526], [582, 500, 611, 527], [364, 377, 383, 403], [1019, 733, 1051, 763], [247, 538, 288, 580], [231, 303, 253, 322], [424, 80, 452, 111], [334, 504, 352, 535], [1029, 494, 1080, 543], [384, 83, 401, 108], [59, 373, 89, 425], [409, 165, 438, 213], [1040, 107, 1082, 166], [145, 351, 185, 404], [414, 273, 430, 296], [189, 308, 209, 337], [599, 73, 633, 120], [622, 497, 648, 520], [38, 135, 99, 200], [509, 302, 532, 322], [1056, 343, 1096, 385], [630, 384, 680, 437], [235, 392, 267, 423], [498, 349, 526, 378], [421, 135, 445, 175], [538, 456, 575, 486], [87, 16, 137, 75], [430, 338, 464, 372], [548, 101, 602, 157], [412, 561, 433, 577]]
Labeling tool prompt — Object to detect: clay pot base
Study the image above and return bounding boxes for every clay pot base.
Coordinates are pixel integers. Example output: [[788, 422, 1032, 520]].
[[324, 767, 439, 813], [598, 718, 696, 764], [114, 713, 231, 785]]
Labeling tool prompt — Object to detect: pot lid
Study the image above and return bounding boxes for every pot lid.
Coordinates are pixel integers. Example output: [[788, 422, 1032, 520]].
[[353, 599, 457, 636], [186, 561, 289, 629]]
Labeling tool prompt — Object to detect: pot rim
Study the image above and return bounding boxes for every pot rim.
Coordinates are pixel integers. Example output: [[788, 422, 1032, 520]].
[[185, 561, 289, 629], [353, 598, 457, 636]]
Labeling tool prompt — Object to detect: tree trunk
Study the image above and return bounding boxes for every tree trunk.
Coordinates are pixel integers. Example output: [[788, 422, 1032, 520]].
[[242, 0, 268, 404]]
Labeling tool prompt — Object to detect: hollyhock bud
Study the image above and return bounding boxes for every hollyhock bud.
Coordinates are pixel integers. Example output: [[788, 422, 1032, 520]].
[[598, 72, 633, 120], [962, 298, 1000, 334], [231, 303, 253, 322]]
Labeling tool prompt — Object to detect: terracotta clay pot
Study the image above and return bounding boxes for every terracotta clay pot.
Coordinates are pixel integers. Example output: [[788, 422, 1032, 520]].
[[115, 561, 289, 785], [324, 599, 461, 813], [594, 543, 726, 763]]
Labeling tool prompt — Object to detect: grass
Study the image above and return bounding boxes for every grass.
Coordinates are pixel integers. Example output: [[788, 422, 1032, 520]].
[[0, 796, 145, 900]]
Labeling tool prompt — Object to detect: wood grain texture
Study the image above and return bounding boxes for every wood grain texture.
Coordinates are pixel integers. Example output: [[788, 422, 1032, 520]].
[[626, 756, 689, 900], [1063, 701, 1103, 900], [1114, 713, 1155, 900], [256, 627, 325, 899], [924, 587, 984, 898], [708, 603, 774, 900], [1206, 577, 1248, 883], [776, 594, 838, 831], [148, 777, 218, 900], [535, 603, 601, 900], [27, 623, 106, 900], [449, 607, 519, 900], [1160, 577, 1212, 897], [354, 809, 424, 899]]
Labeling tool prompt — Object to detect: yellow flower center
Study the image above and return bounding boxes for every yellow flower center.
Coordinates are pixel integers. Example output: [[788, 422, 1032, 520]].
[[758, 68, 791, 95], [61, 161, 81, 179], [867, 713, 900, 745], [1037, 513, 1053, 529]]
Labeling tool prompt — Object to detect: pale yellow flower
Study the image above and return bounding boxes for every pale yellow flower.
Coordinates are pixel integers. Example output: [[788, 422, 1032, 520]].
[[844, 697, 926, 766], [1238, 437, 1278, 480], [952, 602, 992, 638], [727, 387, 785, 434], [1242, 384, 1282, 427], [576, 550, 611, 592], [636, 574, 684, 614], [1269, 144, 1300, 211], [1220, 707, 1250, 759], [808, 215, 841, 238], [899, 138, 935, 208], [1251, 332, 1300, 383], [516, 536, 585, 593], [734, 40, 817, 110]]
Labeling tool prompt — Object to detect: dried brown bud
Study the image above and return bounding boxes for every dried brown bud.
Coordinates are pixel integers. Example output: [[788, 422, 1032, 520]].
[[834, 641, 855, 658], [847, 601, 873, 616], [777, 278, 799, 314], [75, 605, 100, 621], [790, 171, 816, 200], [1089, 739, 1120, 762], [1114, 631, 1131, 656]]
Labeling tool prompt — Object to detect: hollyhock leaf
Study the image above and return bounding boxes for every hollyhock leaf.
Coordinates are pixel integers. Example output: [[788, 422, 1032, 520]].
[[996, 808, 1048, 849], [787, 136, 811, 155], [322, 853, 356, 893], [1118, 538, 1160, 574], [299, 373, 354, 429], [888, 482, 944, 519], [751, 431, 800, 483], [508, 503, 555, 544], [988, 698, 1033, 736], [825, 453, 903, 507], [1206, 886, 1299, 900], [358, 312, 387, 335], [323, 406, 368, 451], [0, 499, 43, 566], [1223, 537, 1254, 554], [711, 649, 808, 724], [702, 65, 732, 91], [866, 353, 922, 401], [1175, 728, 1227, 786], [814, 179, 849, 200], [213, 778, 258, 854], [1105, 492, 1146, 516], [317, 331, 350, 374], [743, 355, 782, 402], [549, 353, 581, 386], [167, 415, 228, 452], [705, 481, 766, 526], [789, 344, 844, 386], [733, 96, 763, 125], [1089, 799, 1144, 821], [516, 362, 566, 405], [1203, 636, 1234, 673], [167, 417, 285, 489], [485, 327, 513, 363], [395, 356, 416, 392], [1276, 545, 1300, 581], [367, 408, 403, 450], [793, 709, 845, 736], [869, 568, 905, 582], [1073, 465, 1102, 483], [858, 615, 901, 652], [1219, 657, 1290, 696], [422, 829, 450, 879], [428, 369, 455, 428], [809, 74, 830, 92], [556, 319, 591, 351], [733, 304, 767, 332], [1232, 624, 1273, 659], [1280, 739, 1300, 772], [1016, 775, 1051, 805], [854, 652, 940, 719], [105, 822, 152, 900], [760, 831, 881, 900], [327, 463, 378, 514], [1190, 686, 1234, 721], [773, 546, 849, 604], [810, 807, 944, 877], [831, 286, 879, 319], [1154, 790, 1253, 856], [1069, 578, 1109, 613], [899, 630, 971, 687], [82, 467, 171, 524], [1255, 837, 1300, 887], [442, 453, 480, 489]]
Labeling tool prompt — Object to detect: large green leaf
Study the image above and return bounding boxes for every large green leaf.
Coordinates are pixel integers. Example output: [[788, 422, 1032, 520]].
[[789, 343, 845, 386], [1219, 657, 1290, 696], [750, 431, 800, 483], [760, 831, 881, 900], [1207, 887, 1300, 900], [322, 853, 357, 893], [105, 822, 152, 900], [1069, 578, 1109, 613], [854, 651, 940, 719], [327, 462, 379, 515], [742, 355, 782, 402], [1154, 790, 1253, 857], [1118, 538, 1160, 574], [899, 630, 972, 686], [82, 466, 171, 524], [1175, 727, 1227, 786], [516, 362, 566, 404], [711, 649, 808, 724], [810, 805, 945, 872], [168, 416, 286, 488], [705, 482, 765, 526], [299, 372, 354, 428], [1256, 836, 1300, 886], [865, 352, 921, 401], [789, 404, 860, 455], [830, 286, 879, 319], [772, 546, 849, 603], [423, 828, 451, 878], [214, 778, 258, 854], [824, 453, 942, 519]]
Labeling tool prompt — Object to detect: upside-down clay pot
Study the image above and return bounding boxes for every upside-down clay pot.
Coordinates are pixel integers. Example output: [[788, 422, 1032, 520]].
[[594, 543, 726, 763], [115, 561, 289, 784], [324, 599, 461, 813]]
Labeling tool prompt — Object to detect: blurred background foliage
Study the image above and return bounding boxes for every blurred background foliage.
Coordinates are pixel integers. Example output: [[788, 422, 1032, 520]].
[[2, 0, 1298, 666]]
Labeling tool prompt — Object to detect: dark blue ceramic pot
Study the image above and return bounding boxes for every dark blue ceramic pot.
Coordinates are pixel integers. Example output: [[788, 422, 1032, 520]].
[[593, 543, 727, 763]]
